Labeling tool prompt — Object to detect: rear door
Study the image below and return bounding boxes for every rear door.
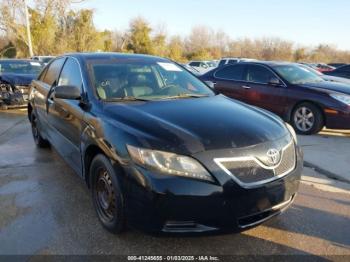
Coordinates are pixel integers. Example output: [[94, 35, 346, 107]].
[[32, 57, 66, 140], [212, 64, 247, 101], [242, 64, 288, 116], [47, 57, 85, 176]]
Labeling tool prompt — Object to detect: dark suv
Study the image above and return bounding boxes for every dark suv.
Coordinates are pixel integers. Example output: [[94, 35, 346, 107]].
[[325, 64, 350, 79], [28, 53, 302, 234], [201, 62, 350, 135]]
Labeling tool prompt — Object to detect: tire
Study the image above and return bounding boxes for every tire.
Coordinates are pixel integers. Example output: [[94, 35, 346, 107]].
[[90, 154, 126, 234], [30, 112, 50, 148], [291, 102, 324, 135]]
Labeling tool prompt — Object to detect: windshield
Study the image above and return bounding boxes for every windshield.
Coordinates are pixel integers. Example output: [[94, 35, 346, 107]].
[[0, 61, 43, 75], [274, 64, 324, 84], [89, 60, 214, 101]]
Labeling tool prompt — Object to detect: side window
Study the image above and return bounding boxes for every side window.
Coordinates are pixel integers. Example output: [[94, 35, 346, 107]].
[[227, 59, 238, 65], [43, 58, 65, 86], [214, 64, 245, 80], [245, 65, 275, 84], [58, 58, 83, 90], [218, 60, 227, 67], [38, 66, 48, 81], [190, 62, 200, 67]]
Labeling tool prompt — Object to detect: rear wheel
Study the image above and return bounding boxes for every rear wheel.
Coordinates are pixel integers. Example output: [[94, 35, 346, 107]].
[[31, 112, 50, 148], [90, 154, 126, 234], [291, 102, 324, 135]]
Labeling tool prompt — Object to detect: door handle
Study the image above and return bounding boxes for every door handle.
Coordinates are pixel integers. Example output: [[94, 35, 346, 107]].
[[242, 85, 251, 89]]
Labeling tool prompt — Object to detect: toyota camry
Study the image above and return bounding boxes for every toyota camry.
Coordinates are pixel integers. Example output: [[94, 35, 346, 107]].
[[28, 53, 302, 234]]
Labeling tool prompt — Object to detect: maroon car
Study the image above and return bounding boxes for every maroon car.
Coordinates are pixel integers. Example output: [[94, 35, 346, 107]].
[[200, 62, 350, 135]]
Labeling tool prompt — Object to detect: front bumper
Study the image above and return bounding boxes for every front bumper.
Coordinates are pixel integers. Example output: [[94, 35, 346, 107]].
[[122, 146, 302, 234], [0, 84, 29, 107], [325, 108, 350, 129]]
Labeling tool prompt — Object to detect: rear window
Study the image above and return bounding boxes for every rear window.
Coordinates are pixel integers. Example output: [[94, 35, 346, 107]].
[[0, 61, 43, 75]]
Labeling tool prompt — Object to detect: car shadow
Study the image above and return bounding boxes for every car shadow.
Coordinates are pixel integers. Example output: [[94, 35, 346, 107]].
[[264, 204, 350, 248]]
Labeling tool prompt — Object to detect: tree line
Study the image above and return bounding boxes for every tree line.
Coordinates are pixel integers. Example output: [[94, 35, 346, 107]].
[[1, 0, 350, 63]]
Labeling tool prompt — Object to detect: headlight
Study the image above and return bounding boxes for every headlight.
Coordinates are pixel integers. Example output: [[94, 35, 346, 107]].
[[127, 145, 213, 182], [285, 123, 297, 143], [330, 93, 350, 105]]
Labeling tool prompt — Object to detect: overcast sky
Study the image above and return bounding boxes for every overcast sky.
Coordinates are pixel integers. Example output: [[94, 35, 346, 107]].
[[75, 0, 350, 50]]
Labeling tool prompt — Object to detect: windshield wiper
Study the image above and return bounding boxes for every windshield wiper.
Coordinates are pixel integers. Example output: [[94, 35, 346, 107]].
[[161, 93, 210, 99], [104, 96, 151, 102]]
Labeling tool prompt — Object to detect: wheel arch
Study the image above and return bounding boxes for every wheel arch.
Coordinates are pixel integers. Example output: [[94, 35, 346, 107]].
[[83, 142, 125, 188], [288, 100, 326, 126]]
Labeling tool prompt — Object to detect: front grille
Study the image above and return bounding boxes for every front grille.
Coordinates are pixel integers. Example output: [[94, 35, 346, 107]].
[[215, 141, 296, 187]]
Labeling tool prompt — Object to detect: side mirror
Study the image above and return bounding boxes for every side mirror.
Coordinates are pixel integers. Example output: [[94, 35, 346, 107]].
[[268, 77, 283, 86], [54, 85, 81, 100]]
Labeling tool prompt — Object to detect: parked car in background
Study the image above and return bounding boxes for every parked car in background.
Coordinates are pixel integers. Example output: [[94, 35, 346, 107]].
[[301, 63, 335, 73], [28, 53, 301, 234], [31, 55, 55, 65], [200, 61, 350, 135], [0, 59, 44, 109], [328, 63, 346, 68], [218, 57, 257, 67], [324, 64, 350, 79], [299, 64, 350, 85], [187, 60, 216, 74], [182, 64, 202, 76], [315, 63, 335, 73]]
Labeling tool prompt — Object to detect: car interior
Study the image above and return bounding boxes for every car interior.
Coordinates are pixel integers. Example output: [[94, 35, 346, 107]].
[[93, 63, 206, 100]]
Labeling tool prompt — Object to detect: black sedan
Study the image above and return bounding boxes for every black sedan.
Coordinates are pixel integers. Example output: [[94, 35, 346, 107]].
[[0, 59, 44, 109], [28, 53, 302, 234], [200, 62, 350, 135]]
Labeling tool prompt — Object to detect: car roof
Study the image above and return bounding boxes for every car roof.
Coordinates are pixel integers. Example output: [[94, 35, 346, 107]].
[[0, 59, 40, 63], [238, 61, 294, 67], [64, 52, 170, 63]]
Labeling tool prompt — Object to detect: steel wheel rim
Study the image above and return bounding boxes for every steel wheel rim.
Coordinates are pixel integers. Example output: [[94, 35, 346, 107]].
[[294, 107, 315, 132], [95, 168, 116, 221]]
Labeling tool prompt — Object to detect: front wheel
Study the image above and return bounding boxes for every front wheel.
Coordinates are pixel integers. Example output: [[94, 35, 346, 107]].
[[90, 154, 126, 234], [291, 103, 324, 135]]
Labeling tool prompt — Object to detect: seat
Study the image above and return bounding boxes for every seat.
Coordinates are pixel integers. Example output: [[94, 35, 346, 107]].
[[125, 74, 153, 97]]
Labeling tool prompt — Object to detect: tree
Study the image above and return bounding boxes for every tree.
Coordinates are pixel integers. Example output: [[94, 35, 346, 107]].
[[66, 9, 104, 52], [126, 17, 153, 54], [294, 47, 308, 62], [0, 0, 75, 56], [167, 36, 184, 62], [0, 41, 16, 58]]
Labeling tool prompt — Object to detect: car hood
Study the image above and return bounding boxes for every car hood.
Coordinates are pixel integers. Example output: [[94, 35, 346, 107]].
[[103, 95, 289, 154], [321, 75, 350, 85], [300, 81, 350, 95], [0, 73, 37, 86]]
